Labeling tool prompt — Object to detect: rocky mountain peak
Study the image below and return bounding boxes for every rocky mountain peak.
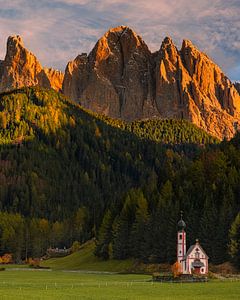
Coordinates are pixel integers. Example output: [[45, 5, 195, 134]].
[[159, 36, 180, 65], [90, 25, 149, 68], [7, 35, 24, 48], [0, 35, 63, 92], [105, 25, 142, 44], [62, 27, 240, 139], [156, 37, 240, 139], [161, 36, 174, 46], [63, 26, 156, 121], [5, 35, 34, 65], [181, 39, 194, 49]]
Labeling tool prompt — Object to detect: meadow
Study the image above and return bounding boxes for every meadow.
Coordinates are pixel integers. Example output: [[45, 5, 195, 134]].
[[0, 269, 239, 300]]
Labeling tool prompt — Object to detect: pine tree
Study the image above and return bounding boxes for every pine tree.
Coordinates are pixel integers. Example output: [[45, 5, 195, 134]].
[[95, 210, 113, 260], [229, 212, 240, 268], [112, 216, 130, 259], [199, 195, 219, 263], [130, 194, 149, 260]]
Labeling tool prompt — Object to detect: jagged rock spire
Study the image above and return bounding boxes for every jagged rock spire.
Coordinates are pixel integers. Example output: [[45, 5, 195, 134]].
[[0, 35, 63, 93]]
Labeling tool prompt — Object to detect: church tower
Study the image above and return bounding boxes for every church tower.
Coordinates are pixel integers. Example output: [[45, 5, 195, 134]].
[[177, 211, 187, 274]]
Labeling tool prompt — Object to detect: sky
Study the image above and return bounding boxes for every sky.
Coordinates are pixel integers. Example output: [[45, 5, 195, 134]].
[[0, 0, 239, 81]]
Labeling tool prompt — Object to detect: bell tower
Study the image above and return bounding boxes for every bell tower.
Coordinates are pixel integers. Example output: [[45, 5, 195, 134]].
[[177, 211, 187, 273]]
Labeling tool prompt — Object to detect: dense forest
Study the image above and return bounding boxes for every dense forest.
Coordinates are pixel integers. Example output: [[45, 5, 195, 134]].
[[0, 87, 239, 268]]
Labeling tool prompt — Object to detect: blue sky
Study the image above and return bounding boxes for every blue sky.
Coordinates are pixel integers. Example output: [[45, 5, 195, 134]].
[[0, 0, 239, 80]]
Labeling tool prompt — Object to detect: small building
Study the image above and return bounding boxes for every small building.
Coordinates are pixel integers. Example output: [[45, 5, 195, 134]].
[[177, 214, 209, 275], [46, 247, 70, 258]]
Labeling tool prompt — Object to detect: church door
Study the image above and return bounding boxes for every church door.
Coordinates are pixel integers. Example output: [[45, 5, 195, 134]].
[[194, 267, 201, 274]]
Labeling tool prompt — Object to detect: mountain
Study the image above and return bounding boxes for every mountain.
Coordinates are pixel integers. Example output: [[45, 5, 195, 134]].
[[63, 26, 157, 121], [0, 35, 63, 93], [156, 38, 240, 140], [63, 26, 240, 140], [0, 28, 240, 140], [0, 87, 239, 264]]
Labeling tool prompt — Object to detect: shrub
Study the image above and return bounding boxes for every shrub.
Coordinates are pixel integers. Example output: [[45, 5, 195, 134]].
[[71, 241, 81, 253]]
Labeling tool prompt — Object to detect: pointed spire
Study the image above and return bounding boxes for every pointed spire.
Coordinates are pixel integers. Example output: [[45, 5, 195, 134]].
[[178, 211, 186, 230]]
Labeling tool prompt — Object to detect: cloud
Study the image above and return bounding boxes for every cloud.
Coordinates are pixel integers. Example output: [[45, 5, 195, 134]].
[[0, 0, 239, 80]]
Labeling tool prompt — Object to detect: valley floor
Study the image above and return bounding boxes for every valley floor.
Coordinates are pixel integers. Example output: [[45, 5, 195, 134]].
[[0, 269, 240, 300]]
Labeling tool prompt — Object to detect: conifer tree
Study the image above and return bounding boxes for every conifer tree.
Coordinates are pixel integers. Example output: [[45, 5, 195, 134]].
[[130, 194, 149, 260], [95, 210, 113, 260], [229, 212, 240, 268]]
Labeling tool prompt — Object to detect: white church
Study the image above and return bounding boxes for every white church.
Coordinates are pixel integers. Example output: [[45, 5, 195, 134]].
[[177, 214, 209, 275]]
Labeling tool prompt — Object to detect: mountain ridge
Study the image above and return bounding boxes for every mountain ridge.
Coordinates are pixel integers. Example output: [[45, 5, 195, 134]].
[[0, 27, 240, 140], [0, 35, 64, 93]]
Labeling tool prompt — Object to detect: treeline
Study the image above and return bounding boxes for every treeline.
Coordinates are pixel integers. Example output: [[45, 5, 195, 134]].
[[0, 87, 239, 267], [95, 137, 240, 266], [0, 208, 89, 261], [94, 112, 219, 145]]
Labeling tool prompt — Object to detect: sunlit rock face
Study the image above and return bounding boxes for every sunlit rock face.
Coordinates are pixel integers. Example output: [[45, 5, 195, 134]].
[[43, 68, 64, 92], [156, 38, 240, 139], [63, 26, 158, 121], [0, 35, 63, 93], [63, 26, 240, 140]]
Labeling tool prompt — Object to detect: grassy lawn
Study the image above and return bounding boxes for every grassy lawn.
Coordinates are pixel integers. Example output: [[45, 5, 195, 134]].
[[6, 241, 238, 299], [0, 269, 239, 300], [0, 264, 27, 269]]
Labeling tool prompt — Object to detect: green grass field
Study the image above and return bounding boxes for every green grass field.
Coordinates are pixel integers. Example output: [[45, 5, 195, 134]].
[[0, 269, 239, 300], [2, 242, 239, 299]]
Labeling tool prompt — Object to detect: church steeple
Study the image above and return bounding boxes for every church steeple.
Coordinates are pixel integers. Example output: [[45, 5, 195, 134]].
[[177, 211, 187, 274], [178, 210, 186, 230]]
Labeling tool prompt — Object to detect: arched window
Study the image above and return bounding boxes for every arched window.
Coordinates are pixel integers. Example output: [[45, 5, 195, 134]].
[[195, 249, 200, 259]]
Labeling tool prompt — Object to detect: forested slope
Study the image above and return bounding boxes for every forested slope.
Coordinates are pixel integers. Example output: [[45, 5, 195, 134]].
[[0, 87, 239, 268]]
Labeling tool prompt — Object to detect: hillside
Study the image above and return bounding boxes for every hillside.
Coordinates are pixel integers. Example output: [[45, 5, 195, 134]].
[[41, 240, 134, 272], [96, 115, 218, 145], [0, 87, 218, 146], [0, 87, 239, 268]]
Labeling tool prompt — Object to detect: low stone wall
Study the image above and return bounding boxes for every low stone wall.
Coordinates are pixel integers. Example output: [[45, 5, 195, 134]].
[[152, 274, 208, 283]]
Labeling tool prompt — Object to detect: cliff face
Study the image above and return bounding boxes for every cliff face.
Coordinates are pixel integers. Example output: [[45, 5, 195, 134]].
[[156, 38, 240, 139], [0, 35, 63, 93], [63, 26, 158, 120], [63, 26, 240, 139], [43, 68, 64, 92]]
